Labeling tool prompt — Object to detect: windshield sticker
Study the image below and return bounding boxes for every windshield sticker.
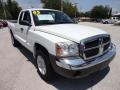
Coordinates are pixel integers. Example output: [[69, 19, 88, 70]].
[[37, 14, 54, 21], [37, 11, 40, 15], [32, 10, 40, 15]]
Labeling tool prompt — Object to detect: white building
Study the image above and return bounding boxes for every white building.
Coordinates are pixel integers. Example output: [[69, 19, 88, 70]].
[[113, 13, 120, 18]]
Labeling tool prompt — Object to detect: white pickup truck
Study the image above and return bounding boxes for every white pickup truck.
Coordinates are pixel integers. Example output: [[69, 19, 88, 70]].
[[8, 8, 116, 81]]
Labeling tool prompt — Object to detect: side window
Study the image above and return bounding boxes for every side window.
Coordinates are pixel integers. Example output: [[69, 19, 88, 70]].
[[19, 12, 24, 24], [23, 11, 31, 24]]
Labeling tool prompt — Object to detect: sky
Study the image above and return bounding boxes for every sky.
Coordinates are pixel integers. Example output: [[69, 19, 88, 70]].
[[15, 0, 120, 12], [70, 0, 120, 12]]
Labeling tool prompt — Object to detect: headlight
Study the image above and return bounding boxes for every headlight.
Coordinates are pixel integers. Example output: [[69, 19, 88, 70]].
[[56, 42, 79, 57]]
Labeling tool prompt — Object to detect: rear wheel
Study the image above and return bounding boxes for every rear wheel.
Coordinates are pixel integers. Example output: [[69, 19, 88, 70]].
[[105, 21, 108, 24], [36, 50, 56, 82]]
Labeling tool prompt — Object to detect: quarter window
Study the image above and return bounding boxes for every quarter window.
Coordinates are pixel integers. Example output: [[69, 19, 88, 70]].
[[19, 11, 31, 25], [19, 12, 23, 24]]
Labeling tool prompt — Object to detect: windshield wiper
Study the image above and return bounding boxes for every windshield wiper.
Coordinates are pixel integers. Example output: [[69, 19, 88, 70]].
[[56, 22, 73, 24], [36, 21, 73, 26]]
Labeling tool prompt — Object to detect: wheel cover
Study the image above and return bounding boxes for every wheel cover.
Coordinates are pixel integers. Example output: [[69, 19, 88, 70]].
[[37, 55, 46, 75]]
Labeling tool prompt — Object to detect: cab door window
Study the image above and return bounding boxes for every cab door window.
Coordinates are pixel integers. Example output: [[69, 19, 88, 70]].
[[23, 11, 31, 24]]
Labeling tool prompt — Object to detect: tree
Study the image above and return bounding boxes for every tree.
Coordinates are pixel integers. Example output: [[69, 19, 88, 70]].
[[63, 1, 77, 18], [6, 0, 22, 20], [0, 0, 22, 20], [41, 0, 79, 18], [84, 11, 91, 17], [90, 5, 112, 19], [41, 0, 61, 10], [0, 0, 4, 19]]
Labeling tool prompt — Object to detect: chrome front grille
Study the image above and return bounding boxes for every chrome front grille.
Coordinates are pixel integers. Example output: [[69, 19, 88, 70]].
[[80, 35, 111, 60]]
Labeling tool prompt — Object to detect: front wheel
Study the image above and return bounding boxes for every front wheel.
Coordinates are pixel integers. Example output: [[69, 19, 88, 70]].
[[36, 50, 56, 82]]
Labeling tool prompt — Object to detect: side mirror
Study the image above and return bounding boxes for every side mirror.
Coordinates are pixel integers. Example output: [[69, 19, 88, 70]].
[[74, 20, 78, 24], [20, 20, 32, 26], [72, 19, 78, 24]]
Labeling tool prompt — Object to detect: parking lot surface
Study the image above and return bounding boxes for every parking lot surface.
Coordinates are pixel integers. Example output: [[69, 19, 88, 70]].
[[0, 22, 120, 90]]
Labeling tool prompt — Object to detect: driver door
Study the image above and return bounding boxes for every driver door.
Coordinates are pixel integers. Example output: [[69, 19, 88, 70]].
[[18, 11, 32, 47]]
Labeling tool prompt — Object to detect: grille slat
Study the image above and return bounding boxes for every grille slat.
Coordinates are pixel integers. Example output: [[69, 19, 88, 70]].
[[81, 35, 111, 60], [104, 43, 110, 51], [84, 46, 100, 51], [85, 39, 99, 49], [84, 48, 99, 58], [103, 37, 110, 43]]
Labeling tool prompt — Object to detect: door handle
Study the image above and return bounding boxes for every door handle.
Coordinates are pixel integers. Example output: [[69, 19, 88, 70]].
[[20, 28, 24, 33]]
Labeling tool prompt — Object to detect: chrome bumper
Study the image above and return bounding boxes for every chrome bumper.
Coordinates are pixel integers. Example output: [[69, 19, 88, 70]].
[[56, 44, 116, 70]]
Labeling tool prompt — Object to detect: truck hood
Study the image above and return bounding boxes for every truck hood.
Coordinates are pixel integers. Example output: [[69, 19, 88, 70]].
[[35, 24, 107, 43]]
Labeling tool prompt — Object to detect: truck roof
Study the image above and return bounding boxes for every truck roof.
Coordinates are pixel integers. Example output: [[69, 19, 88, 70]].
[[22, 8, 60, 12]]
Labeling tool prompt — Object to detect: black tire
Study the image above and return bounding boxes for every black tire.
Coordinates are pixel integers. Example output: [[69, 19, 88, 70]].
[[36, 50, 56, 82], [10, 31, 19, 47], [105, 21, 108, 24]]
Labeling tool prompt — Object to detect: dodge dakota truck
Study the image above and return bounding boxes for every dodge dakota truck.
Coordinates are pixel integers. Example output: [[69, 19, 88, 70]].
[[8, 8, 116, 81]]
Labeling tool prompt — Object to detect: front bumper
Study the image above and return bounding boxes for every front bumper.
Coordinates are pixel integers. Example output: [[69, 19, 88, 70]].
[[50, 44, 116, 78]]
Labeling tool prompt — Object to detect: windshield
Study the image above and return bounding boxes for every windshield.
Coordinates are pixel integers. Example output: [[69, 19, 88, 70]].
[[32, 10, 73, 26]]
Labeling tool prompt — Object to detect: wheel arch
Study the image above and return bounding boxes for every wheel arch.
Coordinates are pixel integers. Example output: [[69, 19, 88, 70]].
[[33, 43, 49, 59]]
